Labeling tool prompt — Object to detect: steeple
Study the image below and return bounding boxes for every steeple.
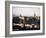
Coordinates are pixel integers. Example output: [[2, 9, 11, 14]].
[[20, 14, 22, 17], [34, 13, 36, 17]]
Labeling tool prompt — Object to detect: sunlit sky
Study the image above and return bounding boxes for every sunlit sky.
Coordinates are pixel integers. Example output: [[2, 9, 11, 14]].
[[12, 7, 40, 17]]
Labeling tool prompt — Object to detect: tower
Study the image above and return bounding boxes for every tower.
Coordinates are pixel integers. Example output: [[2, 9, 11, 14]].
[[34, 13, 36, 17], [20, 14, 22, 17]]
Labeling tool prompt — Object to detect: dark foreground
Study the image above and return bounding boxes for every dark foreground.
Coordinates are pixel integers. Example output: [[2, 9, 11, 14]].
[[12, 16, 40, 31]]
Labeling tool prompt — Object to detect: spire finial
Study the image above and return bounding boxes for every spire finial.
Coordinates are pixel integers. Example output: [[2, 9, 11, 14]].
[[34, 12, 36, 17]]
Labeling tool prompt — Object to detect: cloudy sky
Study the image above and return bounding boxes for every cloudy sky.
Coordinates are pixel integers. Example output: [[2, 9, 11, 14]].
[[12, 7, 40, 17]]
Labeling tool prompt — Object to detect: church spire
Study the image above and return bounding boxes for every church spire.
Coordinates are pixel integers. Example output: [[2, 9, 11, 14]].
[[34, 12, 36, 17], [20, 14, 22, 17]]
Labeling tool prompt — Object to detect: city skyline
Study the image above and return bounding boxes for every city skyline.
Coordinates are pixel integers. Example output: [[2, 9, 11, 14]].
[[12, 7, 40, 17]]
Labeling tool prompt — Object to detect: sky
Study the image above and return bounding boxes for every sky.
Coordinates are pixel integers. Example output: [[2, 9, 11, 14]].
[[12, 7, 40, 17]]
